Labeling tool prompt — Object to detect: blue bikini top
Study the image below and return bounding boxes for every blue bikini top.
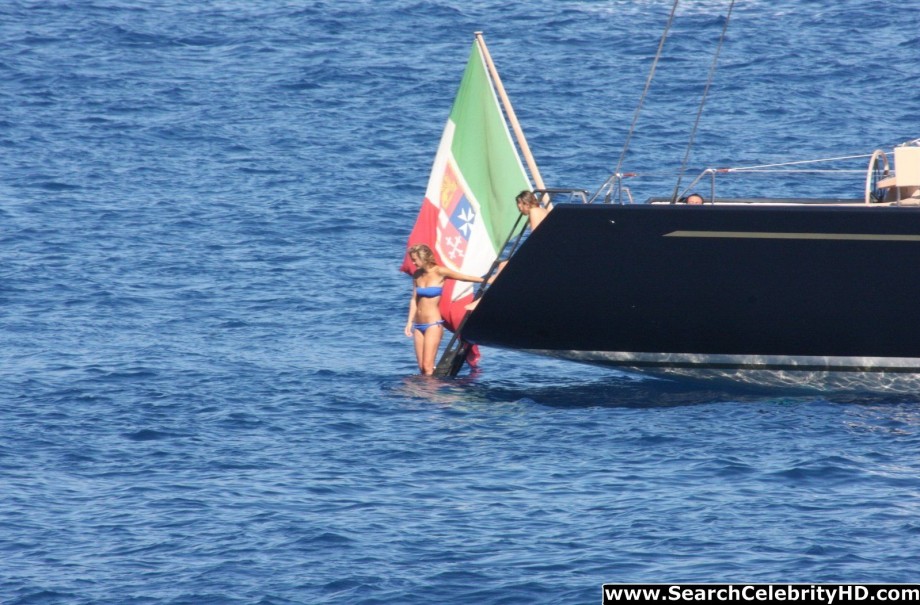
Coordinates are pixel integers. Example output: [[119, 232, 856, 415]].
[[416, 286, 443, 298]]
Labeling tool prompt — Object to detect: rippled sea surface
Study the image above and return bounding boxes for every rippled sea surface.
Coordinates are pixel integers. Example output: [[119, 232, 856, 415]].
[[3, 1, 920, 603]]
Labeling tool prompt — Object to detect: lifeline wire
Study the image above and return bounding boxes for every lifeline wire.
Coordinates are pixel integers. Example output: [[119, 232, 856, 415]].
[[724, 153, 872, 171]]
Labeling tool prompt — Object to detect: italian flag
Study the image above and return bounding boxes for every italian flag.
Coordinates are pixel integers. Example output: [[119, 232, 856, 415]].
[[401, 40, 532, 342]]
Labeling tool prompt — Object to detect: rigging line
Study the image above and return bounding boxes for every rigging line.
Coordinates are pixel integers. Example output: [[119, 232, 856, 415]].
[[670, 0, 736, 203], [720, 169, 867, 174], [590, 0, 681, 203], [724, 153, 874, 171]]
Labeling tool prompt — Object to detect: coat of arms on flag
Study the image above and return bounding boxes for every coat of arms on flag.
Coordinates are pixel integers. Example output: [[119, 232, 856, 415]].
[[437, 162, 476, 267]]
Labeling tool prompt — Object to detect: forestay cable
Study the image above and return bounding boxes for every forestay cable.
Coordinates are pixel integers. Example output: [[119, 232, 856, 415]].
[[591, 0, 681, 203], [670, 0, 736, 203]]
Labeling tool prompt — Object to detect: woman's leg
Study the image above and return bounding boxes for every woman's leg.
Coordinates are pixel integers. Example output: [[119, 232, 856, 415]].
[[420, 324, 444, 375]]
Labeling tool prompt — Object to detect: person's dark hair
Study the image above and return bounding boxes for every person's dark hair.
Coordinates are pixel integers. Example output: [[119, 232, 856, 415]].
[[516, 190, 538, 208]]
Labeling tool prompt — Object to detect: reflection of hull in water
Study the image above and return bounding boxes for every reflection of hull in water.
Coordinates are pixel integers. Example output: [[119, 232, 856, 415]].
[[527, 349, 920, 393], [464, 202, 920, 393]]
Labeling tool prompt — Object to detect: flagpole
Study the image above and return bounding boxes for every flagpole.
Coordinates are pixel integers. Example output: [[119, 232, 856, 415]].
[[474, 32, 545, 192], [435, 34, 544, 378]]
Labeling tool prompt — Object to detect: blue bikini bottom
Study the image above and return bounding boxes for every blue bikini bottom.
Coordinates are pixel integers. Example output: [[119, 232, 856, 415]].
[[413, 320, 445, 334]]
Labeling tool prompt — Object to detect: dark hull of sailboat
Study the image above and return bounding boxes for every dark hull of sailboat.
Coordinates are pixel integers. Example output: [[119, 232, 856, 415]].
[[463, 202, 920, 392]]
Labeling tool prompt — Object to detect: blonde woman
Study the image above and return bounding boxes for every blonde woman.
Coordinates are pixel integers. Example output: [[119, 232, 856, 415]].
[[405, 244, 484, 375]]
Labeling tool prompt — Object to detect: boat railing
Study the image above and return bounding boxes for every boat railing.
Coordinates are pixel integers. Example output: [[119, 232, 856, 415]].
[[675, 168, 718, 203], [589, 173, 638, 204], [674, 155, 878, 204], [680, 149, 920, 205], [535, 188, 590, 205], [586, 149, 920, 205]]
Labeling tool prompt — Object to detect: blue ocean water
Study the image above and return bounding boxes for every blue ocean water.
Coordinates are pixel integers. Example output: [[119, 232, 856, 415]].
[[2, 1, 920, 603]]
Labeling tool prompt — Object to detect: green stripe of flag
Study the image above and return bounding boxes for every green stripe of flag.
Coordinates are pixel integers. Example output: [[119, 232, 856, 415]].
[[449, 42, 531, 254]]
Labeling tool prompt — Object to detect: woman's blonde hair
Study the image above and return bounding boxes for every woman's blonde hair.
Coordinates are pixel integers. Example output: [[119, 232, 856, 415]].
[[408, 243, 436, 268]]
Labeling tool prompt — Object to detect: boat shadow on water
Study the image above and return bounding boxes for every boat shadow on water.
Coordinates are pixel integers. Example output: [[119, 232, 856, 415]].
[[471, 374, 811, 409]]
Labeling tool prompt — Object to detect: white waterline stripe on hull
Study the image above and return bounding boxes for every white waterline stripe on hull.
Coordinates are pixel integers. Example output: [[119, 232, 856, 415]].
[[663, 231, 920, 241], [524, 350, 920, 372]]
